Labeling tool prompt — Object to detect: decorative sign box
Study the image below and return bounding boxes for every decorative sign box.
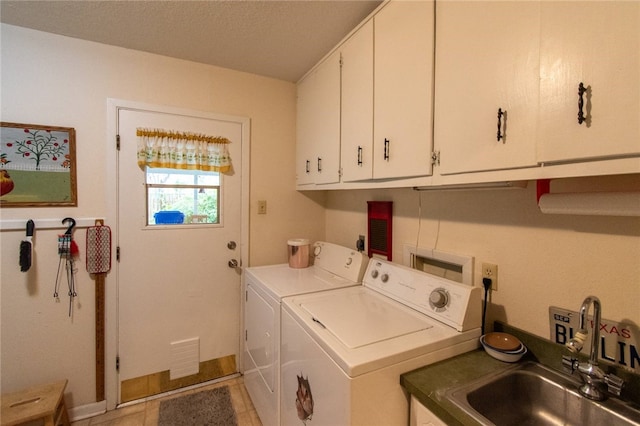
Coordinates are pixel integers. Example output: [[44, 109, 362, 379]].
[[549, 306, 640, 374]]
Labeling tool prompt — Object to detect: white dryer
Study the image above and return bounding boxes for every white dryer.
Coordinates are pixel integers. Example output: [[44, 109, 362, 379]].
[[243, 241, 368, 426], [280, 258, 482, 426]]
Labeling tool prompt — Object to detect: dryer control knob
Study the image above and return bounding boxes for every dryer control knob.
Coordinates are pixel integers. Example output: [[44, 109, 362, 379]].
[[381, 273, 389, 283], [346, 258, 353, 266], [429, 289, 449, 309], [371, 270, 379, 279], [314, 245, 322, 256]]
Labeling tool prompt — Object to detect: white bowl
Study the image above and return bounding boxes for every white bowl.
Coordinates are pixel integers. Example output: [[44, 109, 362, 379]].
[[480, 336, 527, 363], [482, 332, 522, 351], [481, 336, 525, 354]]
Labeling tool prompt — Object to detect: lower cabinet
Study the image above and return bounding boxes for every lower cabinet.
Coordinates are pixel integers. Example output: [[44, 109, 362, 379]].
[[410, 396, 447, 426]]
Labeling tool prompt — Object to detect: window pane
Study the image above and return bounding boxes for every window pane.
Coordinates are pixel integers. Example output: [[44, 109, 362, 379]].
[[197, 174, 220, 185], [146, 167, 220, 185], [147, 186, 219, 225], [145, 167, 220, 225]]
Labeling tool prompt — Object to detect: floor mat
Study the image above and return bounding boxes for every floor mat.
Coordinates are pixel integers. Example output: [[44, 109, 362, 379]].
[[158, 386, 237, 426]]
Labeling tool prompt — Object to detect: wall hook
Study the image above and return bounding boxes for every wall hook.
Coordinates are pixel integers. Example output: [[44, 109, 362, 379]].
[[62, 217, 76, 235]]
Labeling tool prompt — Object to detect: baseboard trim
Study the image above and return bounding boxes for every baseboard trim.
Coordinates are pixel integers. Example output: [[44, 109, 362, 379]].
[[117, 373, 241, 408], [120, 354, 237, 402], [68, 399, 107, 422]]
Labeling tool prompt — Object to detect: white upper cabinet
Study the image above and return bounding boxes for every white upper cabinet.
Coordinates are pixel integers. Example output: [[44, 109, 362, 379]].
[[342, 1, 435, 182], [341, 20, 374, 182], [296, 69, 315, 186], [434, 1, 540, 175], [538, 1, 640, 164], [373, 0, 435, 180], [295, 50, 341, 185], [298, 0, 639, 190]]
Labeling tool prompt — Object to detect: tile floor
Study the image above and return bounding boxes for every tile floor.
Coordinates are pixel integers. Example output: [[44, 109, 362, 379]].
[[71, 377, 262, 426]]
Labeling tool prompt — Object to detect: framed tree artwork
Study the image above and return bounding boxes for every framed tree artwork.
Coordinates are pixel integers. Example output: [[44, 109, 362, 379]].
[[0, 122, 77, 207]]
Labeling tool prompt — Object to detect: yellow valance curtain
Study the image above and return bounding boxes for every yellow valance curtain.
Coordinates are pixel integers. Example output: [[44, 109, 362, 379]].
[[136, 128, 232, 173]]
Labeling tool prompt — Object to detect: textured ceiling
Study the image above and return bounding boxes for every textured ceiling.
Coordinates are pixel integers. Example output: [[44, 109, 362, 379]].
[[0, 0, 382, 82]]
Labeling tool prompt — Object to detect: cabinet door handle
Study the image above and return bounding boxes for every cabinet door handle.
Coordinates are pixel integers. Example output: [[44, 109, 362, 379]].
[[305, 160, 310, 173], [497, 108, 506, 142], [578, 82, 587, 124], [357, 146, 363, 166], [317, 157, 322, 172], [384, 138, 390, 161]]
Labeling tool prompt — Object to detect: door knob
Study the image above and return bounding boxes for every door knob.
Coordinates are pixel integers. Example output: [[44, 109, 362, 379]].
[[228, 259, 239, 268]]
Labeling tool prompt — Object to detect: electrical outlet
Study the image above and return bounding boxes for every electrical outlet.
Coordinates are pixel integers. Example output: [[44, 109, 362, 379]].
[[482, 263, 498, 291], [257, 200, 267, 215]]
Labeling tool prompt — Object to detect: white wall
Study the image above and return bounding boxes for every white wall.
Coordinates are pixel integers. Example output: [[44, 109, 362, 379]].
[[3, 21, 638, 415], [323, 174, 640, 338], [0, 24, 325, 407]]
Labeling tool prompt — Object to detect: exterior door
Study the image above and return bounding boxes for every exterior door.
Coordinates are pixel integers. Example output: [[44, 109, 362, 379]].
[[115, 105, 247, 403]]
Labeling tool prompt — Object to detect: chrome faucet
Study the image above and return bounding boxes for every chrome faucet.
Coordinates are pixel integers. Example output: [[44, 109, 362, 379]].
[[562, 295, 624, 401]]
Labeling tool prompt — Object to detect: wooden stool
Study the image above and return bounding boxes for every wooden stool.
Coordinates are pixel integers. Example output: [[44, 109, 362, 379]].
[[1, 380, 70, 426]]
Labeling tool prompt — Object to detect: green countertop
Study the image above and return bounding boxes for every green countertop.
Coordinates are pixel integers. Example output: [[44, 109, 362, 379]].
[[400, 349, 515, 426], [400, 322, 640, 426]]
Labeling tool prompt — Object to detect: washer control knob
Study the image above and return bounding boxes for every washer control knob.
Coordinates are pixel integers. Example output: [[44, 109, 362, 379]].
[[429, 289, 449, 309], [314, 245, 322, 256], [371, 270, 379, 279], [381, 273, 389, 283], [346, 258, 353, 266]]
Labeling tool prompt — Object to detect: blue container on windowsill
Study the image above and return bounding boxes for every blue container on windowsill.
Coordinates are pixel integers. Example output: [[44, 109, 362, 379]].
[[154, 210, 184, 224]]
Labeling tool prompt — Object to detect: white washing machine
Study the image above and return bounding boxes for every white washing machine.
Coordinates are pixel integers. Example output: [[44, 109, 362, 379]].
[[280, 258, 482, 426], [243, 241, 368, 426]]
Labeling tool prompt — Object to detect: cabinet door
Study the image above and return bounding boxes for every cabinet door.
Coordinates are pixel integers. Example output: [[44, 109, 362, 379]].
[[295, 50, 341, 185], [374, 0, 434, 179], [538, 1, 640, 163], [296, 71, 316, 186], [435, 1, 540, 175], [341, 20, 374, 182], [410, 396, 447, 426]]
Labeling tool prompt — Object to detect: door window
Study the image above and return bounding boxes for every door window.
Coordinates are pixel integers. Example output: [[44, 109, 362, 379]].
[[145, 167, 220, 225]]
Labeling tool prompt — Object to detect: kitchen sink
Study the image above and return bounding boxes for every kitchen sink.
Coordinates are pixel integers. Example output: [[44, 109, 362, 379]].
[[446, 361, 640, 426]]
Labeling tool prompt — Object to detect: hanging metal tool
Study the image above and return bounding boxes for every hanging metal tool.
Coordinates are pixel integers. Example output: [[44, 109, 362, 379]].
[[54, 217, 79, 317]]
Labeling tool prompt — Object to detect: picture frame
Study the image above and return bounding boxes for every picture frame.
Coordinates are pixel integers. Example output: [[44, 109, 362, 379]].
[[0, 122, 77, 207]]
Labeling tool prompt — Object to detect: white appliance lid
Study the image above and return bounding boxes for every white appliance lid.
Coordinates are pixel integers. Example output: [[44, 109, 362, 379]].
[[283, 286, 478, 377], [245, 242, 368, 300], [300, 289, 433, 349], [245, 264, 359, 300]]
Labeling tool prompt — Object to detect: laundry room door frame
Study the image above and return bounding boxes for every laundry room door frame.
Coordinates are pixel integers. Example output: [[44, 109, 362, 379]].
[[105, 98, 250, 410]]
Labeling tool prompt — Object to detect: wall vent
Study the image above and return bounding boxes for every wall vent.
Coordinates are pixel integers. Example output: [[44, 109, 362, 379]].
[[170, 337, 200, 380], [403, 245, 473, 286]]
